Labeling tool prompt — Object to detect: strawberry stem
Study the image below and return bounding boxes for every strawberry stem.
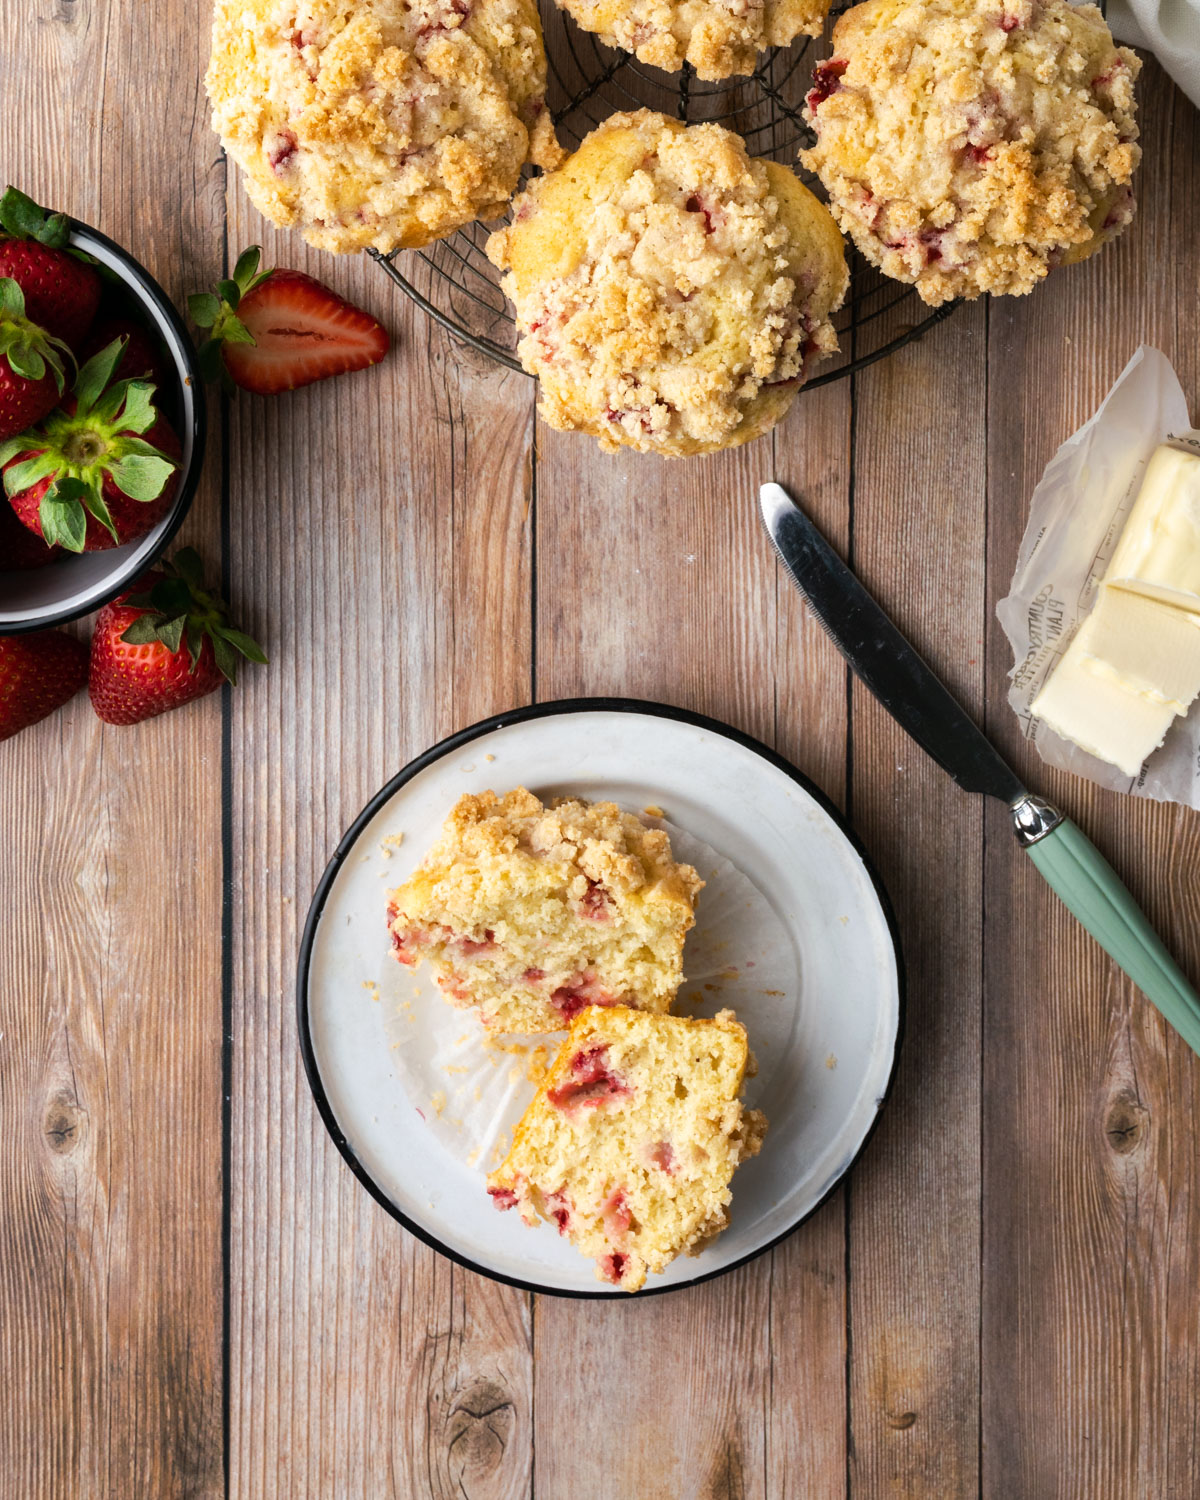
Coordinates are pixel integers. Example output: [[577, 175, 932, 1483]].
[[0, 276, 70, 392], [0, 187, 71, 249], [0, 336, 177, 552], [188, 245, 273, 392], [121, 549, 267, 684]]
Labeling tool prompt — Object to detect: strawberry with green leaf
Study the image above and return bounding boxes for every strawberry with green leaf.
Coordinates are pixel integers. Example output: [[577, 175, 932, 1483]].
[[0, 187, 101, 349], [0, 276, 70, 442], [0, 335, 180, 552], [89, 548, 267, 725], [190, 245, 389, 395]]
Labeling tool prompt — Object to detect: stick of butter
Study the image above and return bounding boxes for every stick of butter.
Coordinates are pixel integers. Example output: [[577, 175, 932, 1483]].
[[1031, 446, 1200, 777], [1031, 595, 1187, 777], [1104, 445, 1200, 610]]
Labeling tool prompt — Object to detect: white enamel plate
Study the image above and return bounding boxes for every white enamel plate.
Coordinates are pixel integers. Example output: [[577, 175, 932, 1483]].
[[297, 700, 903, 1297]]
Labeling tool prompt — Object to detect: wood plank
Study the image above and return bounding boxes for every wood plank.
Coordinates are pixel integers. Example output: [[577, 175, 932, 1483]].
[[765, 384, 854, 1500], [982, 62, 1200, 1500], [532, 373, 853, 1495], [221, 211, 537, 1497], [0, 2, 226, 1496], [845, 298, 989, 1498]]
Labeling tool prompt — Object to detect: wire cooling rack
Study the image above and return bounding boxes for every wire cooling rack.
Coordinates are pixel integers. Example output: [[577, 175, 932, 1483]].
[[370, 0, 959, 384]]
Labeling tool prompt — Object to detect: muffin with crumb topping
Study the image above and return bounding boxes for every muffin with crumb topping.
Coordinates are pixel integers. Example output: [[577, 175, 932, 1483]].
[[386, 788, 703, 1033], [488, 1006, 766, 1291], [801, 0, 1141, 304], [206, 0, 563, 254], [486, 110, 848, 458], [556, 0, 832, 81]]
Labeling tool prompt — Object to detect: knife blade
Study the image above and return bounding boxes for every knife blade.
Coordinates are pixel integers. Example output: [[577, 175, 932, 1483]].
[[759, 481, 1027, 806], [759, 480, 1200, 1058]]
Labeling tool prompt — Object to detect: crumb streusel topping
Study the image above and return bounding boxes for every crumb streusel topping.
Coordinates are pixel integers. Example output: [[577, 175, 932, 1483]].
[[206, 0, 563, 254], [386, 788, 704, 1034], [487, 110, 848, 457], [801, 0, 1141, 304], [557, 0, 832, 81]]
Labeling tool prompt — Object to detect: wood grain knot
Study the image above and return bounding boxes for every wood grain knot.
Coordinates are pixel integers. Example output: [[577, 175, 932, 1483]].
[[704, 1438, 745, 1500], [1105, 1093, 1147, 1156], [44, 1092, 85, 1156], [887, 1411, 918, 1431], [445, 1378, 514, 1482]]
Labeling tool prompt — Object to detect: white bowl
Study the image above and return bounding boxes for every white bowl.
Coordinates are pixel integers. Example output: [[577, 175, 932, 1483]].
[[0, 220, 206, 632]]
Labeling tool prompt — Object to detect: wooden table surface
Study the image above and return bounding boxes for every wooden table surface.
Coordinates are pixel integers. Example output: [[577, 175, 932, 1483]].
[[3, 5, 1200, 1496]]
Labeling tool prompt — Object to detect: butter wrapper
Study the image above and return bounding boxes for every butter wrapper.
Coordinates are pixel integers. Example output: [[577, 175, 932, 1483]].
[[997, 345, 1200, 806]]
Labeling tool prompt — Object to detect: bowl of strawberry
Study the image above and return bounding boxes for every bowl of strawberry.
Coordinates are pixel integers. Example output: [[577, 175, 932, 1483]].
[[0, 188, 205, 632]]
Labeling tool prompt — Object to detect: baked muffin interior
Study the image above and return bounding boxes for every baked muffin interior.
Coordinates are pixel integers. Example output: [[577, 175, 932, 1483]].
[[488, 1006, 767, 1290], [386, 788, 703, 1033]]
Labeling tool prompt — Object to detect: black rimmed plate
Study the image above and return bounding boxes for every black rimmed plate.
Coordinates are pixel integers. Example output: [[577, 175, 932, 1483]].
[[297, 699, 904, 1297]]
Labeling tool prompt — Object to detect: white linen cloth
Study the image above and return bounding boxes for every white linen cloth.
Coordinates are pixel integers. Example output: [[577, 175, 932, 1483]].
[[1109, 0, 1200, 109]]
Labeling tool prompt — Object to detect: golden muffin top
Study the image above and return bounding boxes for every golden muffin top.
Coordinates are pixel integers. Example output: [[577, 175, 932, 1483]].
[[802, 0, 1140, 304], [554, 0, 831, 81], [487, 110, 848, 457], [206, 0, 563, 254]]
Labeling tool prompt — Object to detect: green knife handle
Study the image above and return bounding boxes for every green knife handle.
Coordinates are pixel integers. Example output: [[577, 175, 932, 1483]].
[[1025, 815, 1200, 1057]]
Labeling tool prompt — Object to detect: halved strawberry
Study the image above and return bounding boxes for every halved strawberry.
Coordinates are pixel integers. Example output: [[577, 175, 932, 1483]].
[[0, 187, 101, 349], [0, 276, 70, 442], [0, 629, 88, 741], [88, 548, 266, 725], [1, 336, 180, 553], [189, 245, 389, 395]]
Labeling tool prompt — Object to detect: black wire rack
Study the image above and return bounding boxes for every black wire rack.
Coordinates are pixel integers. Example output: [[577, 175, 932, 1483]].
[[370, 0, 959, 384]]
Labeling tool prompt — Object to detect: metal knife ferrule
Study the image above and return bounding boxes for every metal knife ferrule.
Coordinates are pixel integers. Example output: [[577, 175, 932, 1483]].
[[1009, 793, 1065, 847]]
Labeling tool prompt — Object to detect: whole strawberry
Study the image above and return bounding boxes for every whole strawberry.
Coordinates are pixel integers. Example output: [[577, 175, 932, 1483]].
[[0, 628, 88, 741], [0, 187, 101, 348], [80, 317, 171, 390], [0, 336, 180, 552], [89, 549, 266, 725], [190, 246, 388, 395], [0, 497, 60, 569], [0, 276, 70, 441]]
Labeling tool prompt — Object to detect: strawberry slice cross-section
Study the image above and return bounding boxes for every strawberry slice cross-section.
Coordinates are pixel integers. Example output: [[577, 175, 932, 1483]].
[[189, 246, 389, 395]]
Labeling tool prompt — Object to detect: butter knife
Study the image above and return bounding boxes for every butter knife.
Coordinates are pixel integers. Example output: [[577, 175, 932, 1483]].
[[760, 480, 1200, 1057]]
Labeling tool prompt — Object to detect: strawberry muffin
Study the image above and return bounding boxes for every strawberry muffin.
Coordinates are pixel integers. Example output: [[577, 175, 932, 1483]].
[[385, 789, 704, 1032], [206, 0, 563, 254], [488, 1007, 767, 1291], [556, 0, 832, 81], [801, 0, 1140, 305], [486, 111, 848, 457]]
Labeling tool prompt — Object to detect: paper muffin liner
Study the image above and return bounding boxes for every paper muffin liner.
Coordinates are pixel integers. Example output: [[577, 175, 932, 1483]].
[[371, 817, 799, 1173], [997, 345, 1200, 807]]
